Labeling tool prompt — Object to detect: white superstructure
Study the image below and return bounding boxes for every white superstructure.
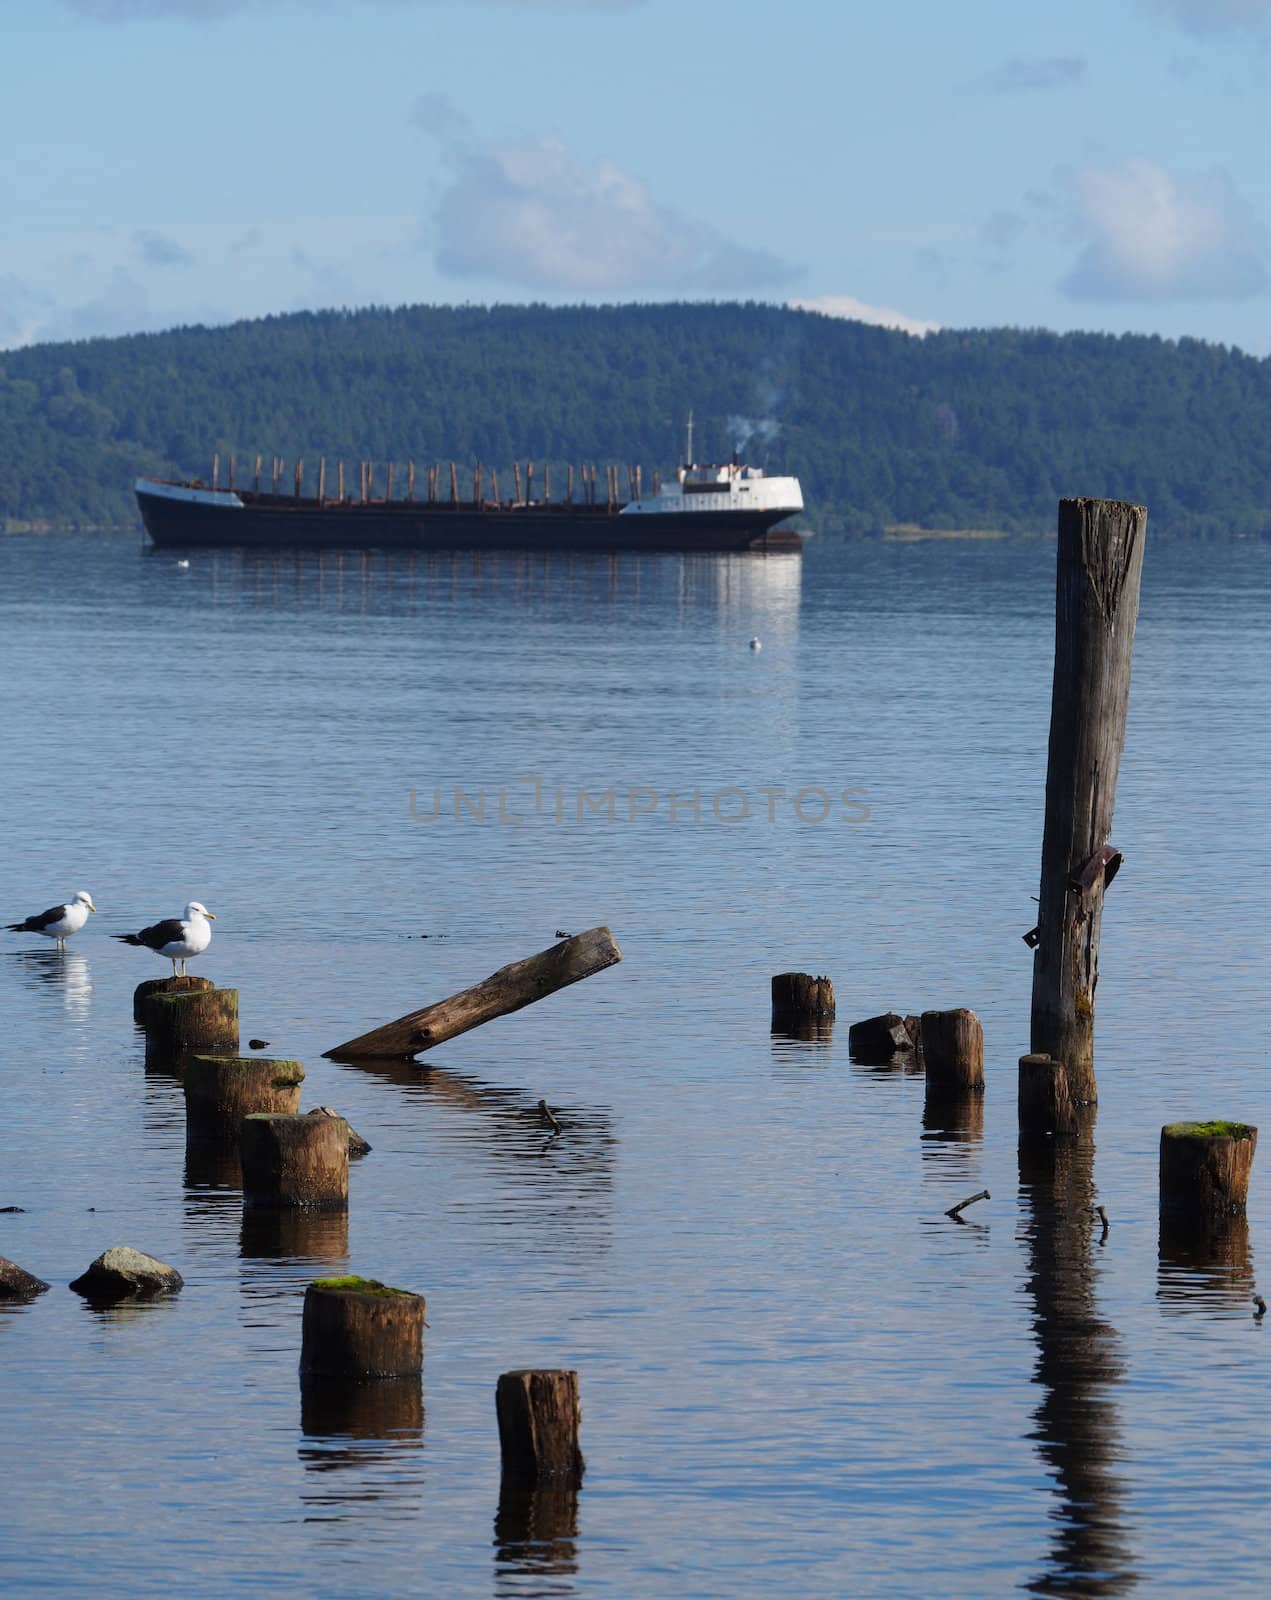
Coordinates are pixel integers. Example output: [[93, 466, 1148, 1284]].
[[619, 461, 803, 518]]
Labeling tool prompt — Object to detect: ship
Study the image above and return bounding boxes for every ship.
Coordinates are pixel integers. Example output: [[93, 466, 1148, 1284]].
[[134, 419, 806, 554]]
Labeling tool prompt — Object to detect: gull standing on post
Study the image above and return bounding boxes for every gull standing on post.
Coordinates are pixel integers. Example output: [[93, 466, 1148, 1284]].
[[6, 890, 97, 950], [114, 901, 216, 976]]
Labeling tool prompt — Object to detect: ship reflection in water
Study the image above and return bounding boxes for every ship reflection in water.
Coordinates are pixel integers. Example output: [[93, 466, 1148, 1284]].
[[1019, 1120, 1138, 1598]]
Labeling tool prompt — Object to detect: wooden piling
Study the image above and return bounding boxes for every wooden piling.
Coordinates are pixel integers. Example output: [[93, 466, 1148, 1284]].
[[1018, 1052, 1078, 1135], [920, 1009, 984, 1092], [133, 974, 212, 1025], [1160, 1122, 1257, 1216], [143, 987, 239, 1063], [771, 972, 835, 1026], [496, 1369, 584, 1487], [325, 926, 622, 1060], [300, 1276, 426, 1377], [241, 1112, 349, 1209], [1031, 498, 1147, 1103], [185, 1055, 305, 1141]]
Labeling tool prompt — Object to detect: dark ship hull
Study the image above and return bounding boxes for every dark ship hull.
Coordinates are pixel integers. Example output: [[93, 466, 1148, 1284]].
[[135, 482, 805, 554]]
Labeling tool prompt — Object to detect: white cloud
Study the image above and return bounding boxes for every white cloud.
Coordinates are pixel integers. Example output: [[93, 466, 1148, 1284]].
[[788, 295, 940, 338], [1147, 0, 1271, 33], [978, 56, 1085, 93], [414, 95, 797, 293], [1058, 156, 1268, 300], [64, 0, 636, 17], [134, 229, 194, 268]]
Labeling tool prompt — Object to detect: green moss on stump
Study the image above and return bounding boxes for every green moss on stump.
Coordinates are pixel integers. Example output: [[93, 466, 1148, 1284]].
[[1163, 1120, 1255, 1141], [310, 1274, 413, 1298]]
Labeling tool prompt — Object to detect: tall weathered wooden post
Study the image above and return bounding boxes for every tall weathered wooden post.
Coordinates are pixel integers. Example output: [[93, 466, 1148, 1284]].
[[1030, 498, 1147, 1103]]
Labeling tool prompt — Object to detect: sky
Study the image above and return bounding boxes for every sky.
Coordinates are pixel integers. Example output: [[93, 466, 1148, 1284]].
[[4, 0, 1271, 352]]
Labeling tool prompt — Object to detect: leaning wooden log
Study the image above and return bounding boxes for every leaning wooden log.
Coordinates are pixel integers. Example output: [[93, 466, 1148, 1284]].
[[1018, 1052, 1078, 1136], [847, 1012, 912, 1064], [771, 972, 835, 1025], [241, 1112, 349, 1209], [325, 926, 622, 1060], [1160, 1122, 1257, 1217], [920, 1008, 984, 1092], [143, 987, 239, 1066], [1031, 498, 1147, 1103], [496, 1369, 584, 1488], [184, 1055, 304, 1142], [300, 1276, 426, 1378], [133, 973, 212, 1024]]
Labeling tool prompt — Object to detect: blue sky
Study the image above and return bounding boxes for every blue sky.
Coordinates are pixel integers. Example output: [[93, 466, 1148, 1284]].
[[4, 0, 1271, 351]]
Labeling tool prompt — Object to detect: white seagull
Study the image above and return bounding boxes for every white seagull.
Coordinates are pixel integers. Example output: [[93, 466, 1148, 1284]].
[[6, 890, 97, 950], [114, 900, 216, 976]]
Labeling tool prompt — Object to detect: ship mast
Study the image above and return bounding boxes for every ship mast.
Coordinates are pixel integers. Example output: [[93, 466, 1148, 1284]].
[[685, 409, 694, 468]]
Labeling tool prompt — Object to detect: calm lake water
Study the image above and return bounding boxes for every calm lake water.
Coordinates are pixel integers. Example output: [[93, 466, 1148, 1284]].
[[1, 529, 1270, 1598]]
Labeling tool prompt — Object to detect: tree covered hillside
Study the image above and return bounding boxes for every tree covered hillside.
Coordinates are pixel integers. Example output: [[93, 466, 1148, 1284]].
[[2, 301, 1270, 538]]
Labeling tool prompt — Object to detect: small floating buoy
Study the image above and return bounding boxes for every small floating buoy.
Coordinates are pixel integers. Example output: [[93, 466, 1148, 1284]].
[[749, 637, 762, 652], [176, 559, 190, 569]]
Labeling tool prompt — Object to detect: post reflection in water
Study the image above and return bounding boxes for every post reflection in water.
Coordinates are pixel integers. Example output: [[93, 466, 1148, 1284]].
[[299, 1375, 425, 1527], [493, 1482, 580, 1600], [921, 1086, 985, 1182], [1158, 1211, 1255, 1315], [769, 1018, 835, 1063], [1019, 1121, 1137, 1597], [340, 1056, 617, 1258], [240, 1207, 351, 1272]]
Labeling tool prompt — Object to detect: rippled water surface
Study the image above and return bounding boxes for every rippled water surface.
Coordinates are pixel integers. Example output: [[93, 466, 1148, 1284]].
[[1, 531, 1270, 1598]]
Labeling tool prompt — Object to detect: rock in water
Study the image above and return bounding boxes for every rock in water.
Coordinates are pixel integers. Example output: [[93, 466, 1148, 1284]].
[[0, 1255, 50, 1299], [69, 1247, 184, 1302]]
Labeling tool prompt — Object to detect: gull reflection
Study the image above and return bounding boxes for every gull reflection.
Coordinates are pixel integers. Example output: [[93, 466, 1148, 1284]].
[[6, 947, 94, 1021], [1019, 1119, 1137, 1597]]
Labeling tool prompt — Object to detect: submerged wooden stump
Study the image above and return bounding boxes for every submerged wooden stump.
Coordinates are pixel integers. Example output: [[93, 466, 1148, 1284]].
[[185, 1056, 304, 1141], [241, 1112, 349, 1210], [1160, 1122, 1257, 1217], [847, 1012, 912, 1064], [920, 1009, 984, 1092], [300, 1276, 425, 1377], [1018, 1053, 1078, 1135], [143, 987, 238, 1065], [133, 974, 212, 1024], [496, 1369, 585, 1488], [771, 973, 835, 1025]]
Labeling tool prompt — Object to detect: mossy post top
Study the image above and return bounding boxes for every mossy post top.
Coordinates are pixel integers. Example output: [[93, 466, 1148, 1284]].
[[189, 1055, 304, 1080], [308, 1275, 419, 1299], [1162, 1121, 1257, 1142]]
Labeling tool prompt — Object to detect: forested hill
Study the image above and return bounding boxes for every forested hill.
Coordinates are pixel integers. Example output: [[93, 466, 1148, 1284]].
[[2, 301, 1270, 538]]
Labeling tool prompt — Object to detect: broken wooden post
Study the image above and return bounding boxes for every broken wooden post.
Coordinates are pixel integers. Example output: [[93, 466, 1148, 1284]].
[[1031, 498, 1147, 1103], [133, 973, 212, 1024], [1160, 1122, 1257, 1217], [300, 1276, 426, 1378], [496, 1369, 584, 1488], [241, 1112, 348, 1209], [1018, 1053, 1078, 1135], [325, 926, 621, 1060], [847, 1011, 913, 1064], [771, 972, 835, 1027], [143, 987, 238, 1066], [185, 1055, 304, 1142], [921, 1008, 984, 1092]]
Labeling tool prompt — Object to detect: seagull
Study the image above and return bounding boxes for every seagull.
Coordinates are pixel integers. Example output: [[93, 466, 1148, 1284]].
[[6, 890, 97, 950], [176, 559, 190, 569], [749, 637, 762, 651], [114, 900, 215, 975]]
